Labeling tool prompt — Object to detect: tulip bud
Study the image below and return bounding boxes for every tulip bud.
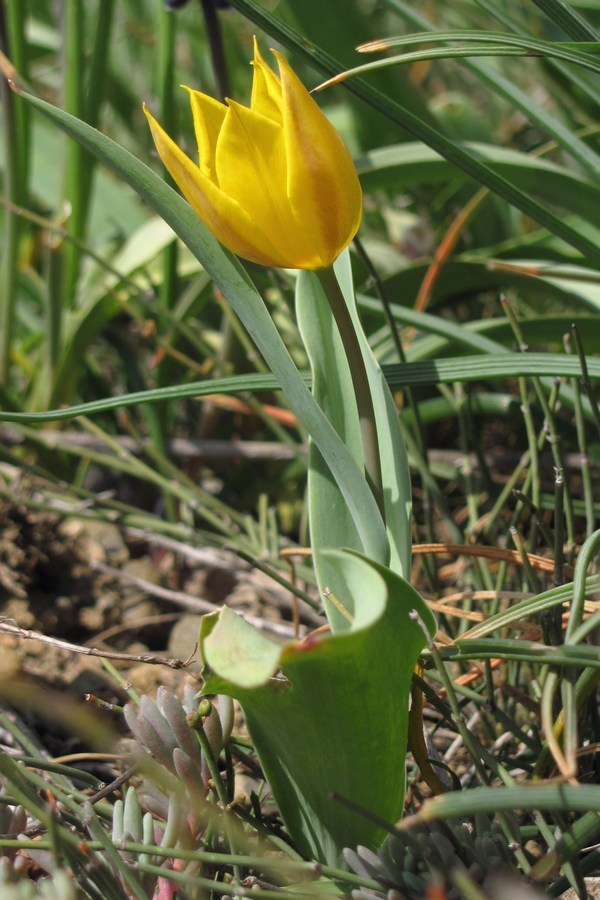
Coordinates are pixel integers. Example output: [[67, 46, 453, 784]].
[[145, 39, 362, 269]]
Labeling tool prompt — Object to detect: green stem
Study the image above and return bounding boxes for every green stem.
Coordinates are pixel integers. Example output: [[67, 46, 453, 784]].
[[571, 376, 595, 539], [4, 0, 29, 198], [316, 265, 384, 517], [157, 4, 176, 137], [0, 1, 21, 384], [191, 702, 241, 881], [79, 0, 115, 221], [201, 0, 230, 101], [85, 0, 115, 128], [45, 235, 64, 394], [62, 0, 86, 306], [529, 0, 598, 41]]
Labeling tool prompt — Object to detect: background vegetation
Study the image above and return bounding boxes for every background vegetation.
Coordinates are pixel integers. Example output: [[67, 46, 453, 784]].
[[0, 0, 599, 896]]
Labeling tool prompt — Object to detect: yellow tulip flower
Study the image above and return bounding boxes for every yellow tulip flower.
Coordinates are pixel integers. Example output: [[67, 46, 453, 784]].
[[144, 40, 362, 269]]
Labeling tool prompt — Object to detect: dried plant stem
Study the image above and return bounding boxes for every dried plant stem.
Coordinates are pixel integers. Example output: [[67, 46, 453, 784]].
[[0, 620, 188, 669]]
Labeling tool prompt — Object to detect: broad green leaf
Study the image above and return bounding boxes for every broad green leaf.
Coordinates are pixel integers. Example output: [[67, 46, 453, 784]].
[[29, 119, 148, 240], [295, 265, 365, 631], [110, 217, 177, 277], [358, 143, 600, 228], [200, 608, 282, 689], [296, 253, 410, 628], [200, 549, 436, 867], [374, 262, 600, 331], [334, 253, 412, 579], [471, 315, 600, 354], [406, 314, 600, 364]]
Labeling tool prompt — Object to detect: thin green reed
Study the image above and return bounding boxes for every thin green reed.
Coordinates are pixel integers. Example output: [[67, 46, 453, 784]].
[[388, 0, 600, 183], [529, 0, 599, 42], [570, 324, 600, 442], [62, 0, 86, 305], [571, 360, 596, 537], [52, 1, 115, 366], [531, 381, 575, 553], [4, 0, 29, 197], [0, 0, 28, 385], [510, 524, 541, 594], [445, 380, 494, 596], [157, 4, 178, 315], [82, 0, 115, 189], [427, 640, 531, 873], [474, 0, 600, 110], [517, 376, 541, 542], [151, 3, 180, 522], [0, 83, 17, 386], [502, 298, 575, 554], [483, 376, 563, 560], [452, 383, 482, 536], [513, 490, 555, 551], [488, 402, 550, 596]]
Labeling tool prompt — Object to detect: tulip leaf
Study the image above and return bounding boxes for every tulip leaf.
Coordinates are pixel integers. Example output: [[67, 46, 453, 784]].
[[200, 608, 282, 690], [296, 254, 411, 630], [295, 265, 365, 631], [334, 252, 412, 578], [11, 86, 388, 568], [200, 549, 436, 867]]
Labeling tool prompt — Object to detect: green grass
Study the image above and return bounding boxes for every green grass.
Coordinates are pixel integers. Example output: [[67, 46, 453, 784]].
[[0, 0, 599, 896]]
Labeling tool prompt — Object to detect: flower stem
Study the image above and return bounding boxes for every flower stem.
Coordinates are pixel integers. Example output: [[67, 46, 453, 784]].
[[316, 265, 384, 518]]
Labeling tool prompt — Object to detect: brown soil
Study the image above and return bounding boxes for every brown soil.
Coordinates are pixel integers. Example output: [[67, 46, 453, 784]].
[[0, 498, 297, 757]]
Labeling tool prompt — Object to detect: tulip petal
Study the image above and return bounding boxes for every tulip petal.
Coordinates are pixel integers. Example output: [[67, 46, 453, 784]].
[[274, 51, 362, 267], [145, 41, 362, 270], [184, 88, 226, 181], [250, 38, 283, 124], [144, 105, 289, 267], [216, 101, 319, 267]]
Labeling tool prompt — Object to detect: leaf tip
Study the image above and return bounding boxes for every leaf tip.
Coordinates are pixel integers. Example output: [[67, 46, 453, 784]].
[[357, 39, 390, 53], [311, 71, 348, 93]]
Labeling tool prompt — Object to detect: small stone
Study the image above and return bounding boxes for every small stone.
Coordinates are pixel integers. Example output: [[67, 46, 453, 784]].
[[0, 640, 21, 679], [127, 662, 181, 696], [59, 519, 128, 566]]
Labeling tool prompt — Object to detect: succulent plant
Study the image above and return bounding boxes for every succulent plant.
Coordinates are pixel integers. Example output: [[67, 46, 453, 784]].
[[104, 687, 234, 896], [124, 685, 233, 795], [0, 865, 77, 900], [344, 820, 543, 900]]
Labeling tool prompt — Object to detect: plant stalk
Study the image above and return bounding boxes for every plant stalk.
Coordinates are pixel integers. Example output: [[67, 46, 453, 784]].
[[62, 0, 86, 305], [316, 265, 384, 517], [0, 0, 20, 384]]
